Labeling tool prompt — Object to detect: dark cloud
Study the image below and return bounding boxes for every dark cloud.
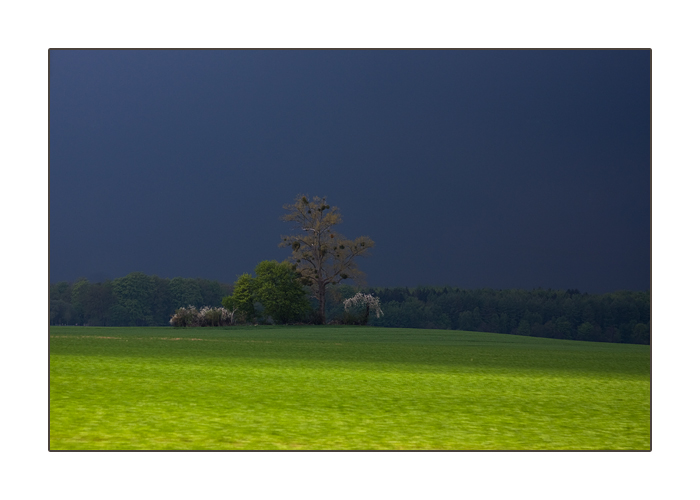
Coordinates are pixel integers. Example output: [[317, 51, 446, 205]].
[[50, 49, 650, 292]]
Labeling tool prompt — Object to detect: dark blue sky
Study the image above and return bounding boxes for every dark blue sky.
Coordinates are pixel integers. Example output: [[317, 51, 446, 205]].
[[50, 49, 650, 292]]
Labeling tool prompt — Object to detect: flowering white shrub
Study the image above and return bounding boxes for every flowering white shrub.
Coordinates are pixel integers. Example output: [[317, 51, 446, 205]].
[[169, 305, 236, 327], [344, 293, 384, 319], [169, 306, 198, 327]]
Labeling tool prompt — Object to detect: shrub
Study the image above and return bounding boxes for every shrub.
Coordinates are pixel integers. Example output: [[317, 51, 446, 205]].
[[169, 306, 198, 327], [343, 293, 384, 325], [169, 306, 235, 327]]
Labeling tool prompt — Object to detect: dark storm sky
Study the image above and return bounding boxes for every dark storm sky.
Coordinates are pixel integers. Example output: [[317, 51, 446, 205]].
[[49, 49, 650, 293]]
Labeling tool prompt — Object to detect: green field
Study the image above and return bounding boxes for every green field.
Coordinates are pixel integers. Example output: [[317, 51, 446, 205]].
[[50, 325, 650, 450]]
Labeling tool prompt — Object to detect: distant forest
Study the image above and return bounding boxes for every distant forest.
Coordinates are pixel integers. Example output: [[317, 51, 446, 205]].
[[50, 272, 650, 345]]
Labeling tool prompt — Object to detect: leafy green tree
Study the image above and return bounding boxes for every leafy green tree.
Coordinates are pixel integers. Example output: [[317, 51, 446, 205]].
[[605, 326, 622, 343], [280, 195, 374, 324], [195, 278, 232, 308], [150, 276, 172, 325], [542, 320, 556, 338], [221, 296, 235, 318], [224, 273, 256, 323], [554, 317, 572, 339], [254, 260, 310, 324], [169, 277, 203, 309], [517, 319, 531, 336], [576, 322, 595, 341], [324, 283, 360, 321], [112, 272, 156, 326], [372, 297, 423, 328], [632, 323, 650, 344], [530, 322, 545, 338], [499, 312, 511, 334], [70, 278, 90, 325], [83, 281, 114, 325], [50, 299, 74, 325], [488, 313, 501, 333], [472, 307, 482, 329], [458, 310, 474, 331], [51, 282, 72, 303], [107, 304, 129, 326]]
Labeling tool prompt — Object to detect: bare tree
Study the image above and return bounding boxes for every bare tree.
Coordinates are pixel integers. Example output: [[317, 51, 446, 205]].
[[280, 195, 374, 324]]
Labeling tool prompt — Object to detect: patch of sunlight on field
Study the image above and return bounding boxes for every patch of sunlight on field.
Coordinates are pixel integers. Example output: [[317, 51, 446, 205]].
[[50, 326, 650, 450]]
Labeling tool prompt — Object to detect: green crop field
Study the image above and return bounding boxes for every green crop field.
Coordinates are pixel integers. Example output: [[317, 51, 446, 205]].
[[49, 325, 650, 450]]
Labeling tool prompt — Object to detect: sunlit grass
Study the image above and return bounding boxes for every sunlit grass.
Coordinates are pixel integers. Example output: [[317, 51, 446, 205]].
[[50, 326, 650, 450]]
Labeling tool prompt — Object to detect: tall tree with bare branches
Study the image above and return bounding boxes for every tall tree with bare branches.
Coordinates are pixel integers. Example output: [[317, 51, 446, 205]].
[[280, 195, 374, 324]]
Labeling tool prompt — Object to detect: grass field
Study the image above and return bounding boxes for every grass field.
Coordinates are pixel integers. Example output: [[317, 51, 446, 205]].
[[49, 325, 650, 450]]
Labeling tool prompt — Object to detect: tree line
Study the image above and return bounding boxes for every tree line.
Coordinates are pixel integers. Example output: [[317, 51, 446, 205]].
[[50, 273, 650, 344], [50, 273, 233, 326], [358, 286, 650, 344]]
